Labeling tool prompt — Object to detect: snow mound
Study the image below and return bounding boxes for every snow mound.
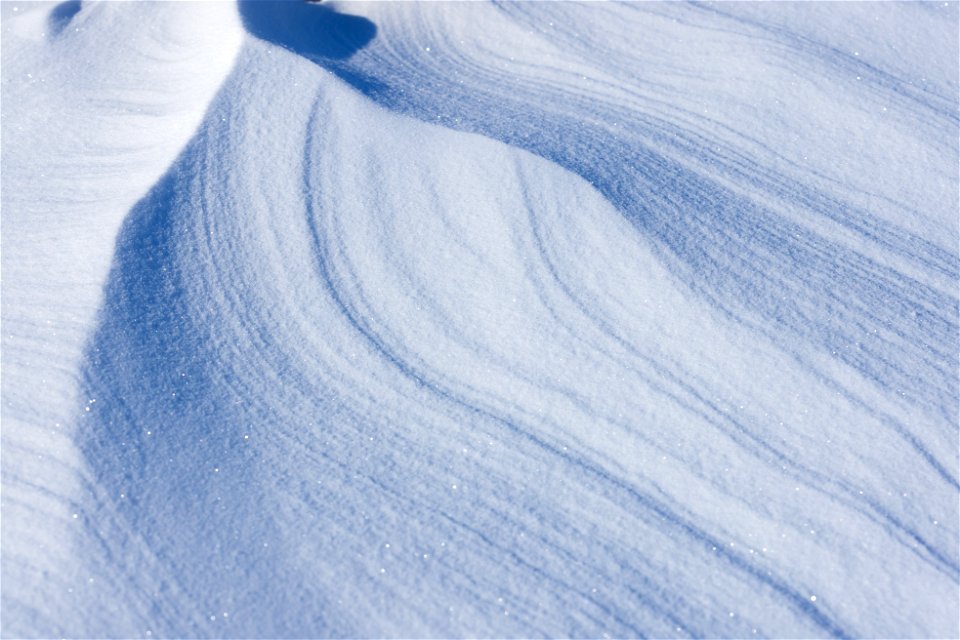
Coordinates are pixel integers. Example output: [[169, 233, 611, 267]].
[[3, 1, 957, 637], [2, 1, 242, 635]]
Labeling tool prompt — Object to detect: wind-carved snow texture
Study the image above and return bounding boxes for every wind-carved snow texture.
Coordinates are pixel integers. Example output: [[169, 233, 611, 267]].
[[1, 1, 957, 638], [1, 2, 243, 635]]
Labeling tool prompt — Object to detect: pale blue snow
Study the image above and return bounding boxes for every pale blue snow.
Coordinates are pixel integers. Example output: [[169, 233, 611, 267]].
[[2, 1, 957, 638]]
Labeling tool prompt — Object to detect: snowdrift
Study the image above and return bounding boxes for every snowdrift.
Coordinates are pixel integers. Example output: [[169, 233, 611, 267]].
[[2, 1, 957, 637]]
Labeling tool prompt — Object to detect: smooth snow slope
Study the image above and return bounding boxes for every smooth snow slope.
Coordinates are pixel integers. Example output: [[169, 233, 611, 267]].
[[1, 2, 242, 636], [2, 1, 958, 638]]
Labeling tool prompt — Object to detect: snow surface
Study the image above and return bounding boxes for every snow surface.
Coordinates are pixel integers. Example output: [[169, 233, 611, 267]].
[[2, 1, 957, 638]]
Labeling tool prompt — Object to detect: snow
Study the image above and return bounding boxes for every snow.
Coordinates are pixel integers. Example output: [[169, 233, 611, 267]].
[[2, 1, 957, 637]]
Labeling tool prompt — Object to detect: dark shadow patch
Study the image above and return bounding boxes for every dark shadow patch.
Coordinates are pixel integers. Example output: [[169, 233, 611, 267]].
[[48, 0, 81, 37], [238, 0, 387, 95], [239, 0, 376, 61]]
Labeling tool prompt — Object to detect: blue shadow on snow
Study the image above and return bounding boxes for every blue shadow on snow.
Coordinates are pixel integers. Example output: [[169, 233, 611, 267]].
[[48, 0, 82, 37], [239, 0, 376, 60], [238, 0, 386, 95]]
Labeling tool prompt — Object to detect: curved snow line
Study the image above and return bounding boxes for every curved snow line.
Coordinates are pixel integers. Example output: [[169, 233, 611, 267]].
[[1, 2, 243, 635], [72, 15, 958, 633], [305, 2, 958, 425], [4, 1, 957, 637], [300, 96, 849, 634]]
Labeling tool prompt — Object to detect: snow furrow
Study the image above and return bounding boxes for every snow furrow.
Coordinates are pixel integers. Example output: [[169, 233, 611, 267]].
[[3, 1, 957, 637]]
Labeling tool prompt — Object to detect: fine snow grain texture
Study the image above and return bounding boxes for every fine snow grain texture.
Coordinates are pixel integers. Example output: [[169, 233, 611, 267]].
[[1, 2, 242, 636], [2, 1, 958, 638]]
